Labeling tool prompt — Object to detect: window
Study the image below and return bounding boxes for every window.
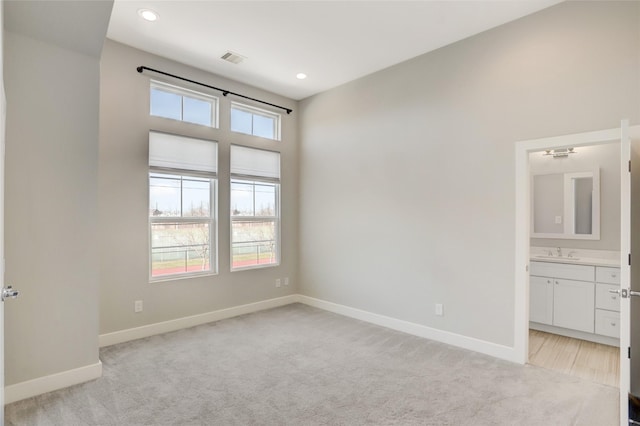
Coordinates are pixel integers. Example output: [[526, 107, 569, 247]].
[[150, 81, 218, 128], [230, 145, 280, 270], [149, 131, 218, 280], [230, 102, 281, 140]]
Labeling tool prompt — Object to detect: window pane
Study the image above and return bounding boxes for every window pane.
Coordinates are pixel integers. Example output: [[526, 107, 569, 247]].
[[231, 108, 252, 135], [231, 220, 276, 269], [150, 88, 182, 120], [151, 222, 210, 277], [182, 177, 210, 217], [150, 174, 181, 217], [252, 114, 275, 139], [183, 96, 212, 127], [231, 181, 255, 216], [255, 183, 276, 216]]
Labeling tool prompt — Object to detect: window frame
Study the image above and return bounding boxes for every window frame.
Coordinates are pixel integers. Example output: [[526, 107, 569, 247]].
[[230, 102, 281, 141], [229, 178, 281, 272], [149, 170, 218, 282], [150, 80, 219, 128]]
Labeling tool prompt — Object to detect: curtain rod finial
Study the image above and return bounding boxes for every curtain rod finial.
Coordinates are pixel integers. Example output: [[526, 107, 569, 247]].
[[136, 66, 144, 73]]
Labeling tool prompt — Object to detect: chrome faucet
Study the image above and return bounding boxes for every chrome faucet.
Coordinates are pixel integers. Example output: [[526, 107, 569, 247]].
[[556, 247, 562, 257]]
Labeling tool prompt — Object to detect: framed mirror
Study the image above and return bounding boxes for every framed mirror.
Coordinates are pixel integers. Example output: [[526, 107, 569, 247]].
[[531, 169, 600, 240]]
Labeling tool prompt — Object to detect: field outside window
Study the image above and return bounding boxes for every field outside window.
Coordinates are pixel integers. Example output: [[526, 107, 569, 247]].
[[150, 173, 216, 279], [231, 179, 279, 269]]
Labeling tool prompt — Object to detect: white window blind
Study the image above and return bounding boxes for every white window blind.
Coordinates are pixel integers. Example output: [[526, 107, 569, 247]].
[[149, 131, 217, 175], [230, 145, 280, 181]]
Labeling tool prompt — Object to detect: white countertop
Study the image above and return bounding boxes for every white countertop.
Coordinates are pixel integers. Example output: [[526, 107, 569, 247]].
[[530, 255, 620, 267], [530, 247, 620, 268]]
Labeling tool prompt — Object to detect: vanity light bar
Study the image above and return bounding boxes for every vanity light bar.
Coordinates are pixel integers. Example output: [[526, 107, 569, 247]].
[[544, 148, 576, 158]]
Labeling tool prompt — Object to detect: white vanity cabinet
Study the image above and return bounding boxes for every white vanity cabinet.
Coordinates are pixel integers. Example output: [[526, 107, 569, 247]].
[[529, 261, 620, 345]]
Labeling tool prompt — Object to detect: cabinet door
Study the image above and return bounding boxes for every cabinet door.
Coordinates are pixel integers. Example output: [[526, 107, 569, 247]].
[[530, 276, 553, 325], [553, 278, 595, 333]]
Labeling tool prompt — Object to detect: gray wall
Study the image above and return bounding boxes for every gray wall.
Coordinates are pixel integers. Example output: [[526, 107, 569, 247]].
[[4, 31, 101, 385], [99, 40, 298, 335], [298, 1, 640, 347], [530, 142, 620, 249]]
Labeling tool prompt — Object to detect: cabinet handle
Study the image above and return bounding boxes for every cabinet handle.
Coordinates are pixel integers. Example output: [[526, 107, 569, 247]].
[[612, 274, 617, 278], [611, 322, 617, 326], [547, 280, 551, 284], [611, 295, 617, 300]]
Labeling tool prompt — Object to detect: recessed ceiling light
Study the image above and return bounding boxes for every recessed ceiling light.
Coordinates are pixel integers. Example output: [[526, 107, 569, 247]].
[[138, 9, 159, 22], [296, 73, 307, 80]]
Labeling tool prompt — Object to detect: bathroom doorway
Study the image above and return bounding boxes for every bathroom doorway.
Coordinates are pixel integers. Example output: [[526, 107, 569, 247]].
[[526, 142, 621, 387], [513, 123, 634, 423]]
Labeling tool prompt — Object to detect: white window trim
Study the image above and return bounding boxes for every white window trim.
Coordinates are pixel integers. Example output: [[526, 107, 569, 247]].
[[230, 178, 281, 272], [230, 101, 281, 141], [149, 171, 218, 282], [150, 80, 219, 128]]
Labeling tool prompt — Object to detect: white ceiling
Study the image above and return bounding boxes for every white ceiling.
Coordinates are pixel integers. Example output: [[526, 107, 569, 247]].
[[107, 0, 563, 101]]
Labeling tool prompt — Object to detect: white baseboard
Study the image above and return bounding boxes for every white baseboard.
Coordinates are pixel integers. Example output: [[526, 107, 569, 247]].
[[101, 293, 517, 361], [5, 361, 102, 405], [6, 294, 519, 404], [297, 295, 517, 362], [99, 294, 299, 347]]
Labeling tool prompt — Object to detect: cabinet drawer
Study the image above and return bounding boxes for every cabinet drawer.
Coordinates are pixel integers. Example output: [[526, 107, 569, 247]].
[[596, 267, 620, 285], [595, 309, 620, 338], [595, 283, 620, 312], [530, 261, 594, 282]]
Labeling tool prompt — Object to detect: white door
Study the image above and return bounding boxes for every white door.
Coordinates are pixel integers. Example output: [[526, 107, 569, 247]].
[[0, 0, 19, 418], [627, 122, 640, 425], [0, 0, 6, 418], [620, 119, 631, 426]]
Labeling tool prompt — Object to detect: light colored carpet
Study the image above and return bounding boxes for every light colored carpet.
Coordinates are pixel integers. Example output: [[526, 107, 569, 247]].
[[6, 303, 618, 425]]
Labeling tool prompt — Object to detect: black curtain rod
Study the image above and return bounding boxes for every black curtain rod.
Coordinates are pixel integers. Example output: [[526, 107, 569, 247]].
[[137, 66, 293, 115]]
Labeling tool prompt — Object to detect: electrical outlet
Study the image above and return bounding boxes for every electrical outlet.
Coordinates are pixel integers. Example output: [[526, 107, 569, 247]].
[[275, 279, 281, 288], [284, 277, 289, 286], [134, 300, 143, 313], [435, 303, 444, 316]]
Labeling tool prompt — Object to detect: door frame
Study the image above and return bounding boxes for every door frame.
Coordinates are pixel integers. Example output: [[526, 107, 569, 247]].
[[514, 123, 631, 424]]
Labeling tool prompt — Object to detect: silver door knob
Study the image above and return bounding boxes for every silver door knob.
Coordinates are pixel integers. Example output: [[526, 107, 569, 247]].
[[609, 288, 640, 298], [2, 286, 18, 301]]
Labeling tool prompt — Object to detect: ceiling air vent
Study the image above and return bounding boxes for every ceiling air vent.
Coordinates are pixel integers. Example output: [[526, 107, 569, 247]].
[[221, 51, 246, 65]]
